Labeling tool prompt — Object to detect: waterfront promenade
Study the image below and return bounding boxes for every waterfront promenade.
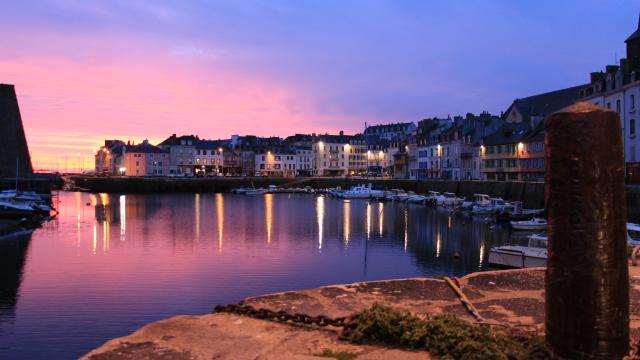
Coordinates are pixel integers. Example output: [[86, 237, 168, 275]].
[[82, 265, 640, 359]]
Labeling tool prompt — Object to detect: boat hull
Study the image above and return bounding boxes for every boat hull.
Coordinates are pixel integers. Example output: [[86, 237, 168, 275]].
[[489, 247, 547, 268], [510, 224, 547, 231]]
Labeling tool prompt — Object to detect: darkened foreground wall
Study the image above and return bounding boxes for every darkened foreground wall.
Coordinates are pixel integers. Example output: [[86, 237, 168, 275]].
[[0, 84, 33, 178]]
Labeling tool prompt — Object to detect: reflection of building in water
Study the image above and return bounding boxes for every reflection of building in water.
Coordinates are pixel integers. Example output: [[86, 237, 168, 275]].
[[265, 194, 273, 244], [366, 202, 372, 239], [316, 196, 324, 249], [119, 195, 126, 241], [216, 193, 224, 251], [343, 200, 350, 244], [378, 204, 507, 276], [195, 193, 201, 241], [379, 202, 384, 237], [404, 207, 408, 252], [0, 232, 32, 330]]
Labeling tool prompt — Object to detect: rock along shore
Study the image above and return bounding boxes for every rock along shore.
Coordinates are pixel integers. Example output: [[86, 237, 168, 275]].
[[82, 266, 640, 360]]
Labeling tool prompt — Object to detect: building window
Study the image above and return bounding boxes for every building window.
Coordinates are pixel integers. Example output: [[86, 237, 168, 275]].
[[632, 119, 636, 136], [632, 94, 636, 110], [616, 99, 621, 114]]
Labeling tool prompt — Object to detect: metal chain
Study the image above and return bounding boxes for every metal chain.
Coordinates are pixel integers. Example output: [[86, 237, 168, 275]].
[[213, 303, 353, 328]]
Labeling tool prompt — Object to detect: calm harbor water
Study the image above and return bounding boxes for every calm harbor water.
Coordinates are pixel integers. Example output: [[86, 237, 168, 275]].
[[0, 191, 519, 359]]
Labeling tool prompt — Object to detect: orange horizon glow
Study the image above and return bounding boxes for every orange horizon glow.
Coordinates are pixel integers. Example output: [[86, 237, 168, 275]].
[[5, 38, 365, 172]]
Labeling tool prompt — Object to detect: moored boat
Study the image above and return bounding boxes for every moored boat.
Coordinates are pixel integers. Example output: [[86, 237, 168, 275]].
[[510, 217, 547, 231], [407, 192, 427, 203], [245, 188, 267, 195], [0, 201, 37, 219], [437, 192, 465, 207], [341, 184, 385, 199], [628, 223, 640, 246], [488, 233, 547, 268], [424, 191, 440, 206]]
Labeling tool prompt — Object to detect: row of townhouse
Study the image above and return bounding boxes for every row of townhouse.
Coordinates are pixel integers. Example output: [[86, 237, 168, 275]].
[[92, 87, 581, 180], [95, 140, 170, 176], [580, 15, 640, 182]]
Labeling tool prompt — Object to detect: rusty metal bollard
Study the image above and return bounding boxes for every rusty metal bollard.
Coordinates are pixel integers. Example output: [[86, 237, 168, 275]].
[[545, 102, 629, 359]]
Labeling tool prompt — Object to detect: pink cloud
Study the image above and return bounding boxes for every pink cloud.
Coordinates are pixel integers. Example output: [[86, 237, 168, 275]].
[[0, 33, 362, 171]]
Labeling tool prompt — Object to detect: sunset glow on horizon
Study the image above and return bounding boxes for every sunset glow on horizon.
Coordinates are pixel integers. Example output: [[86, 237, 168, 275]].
[[1, 0, 636, 171]]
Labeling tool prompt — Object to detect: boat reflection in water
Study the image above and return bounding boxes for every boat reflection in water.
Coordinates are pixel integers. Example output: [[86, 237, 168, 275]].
[[0, 226, 32, 339], [1, 192, 517, 360]]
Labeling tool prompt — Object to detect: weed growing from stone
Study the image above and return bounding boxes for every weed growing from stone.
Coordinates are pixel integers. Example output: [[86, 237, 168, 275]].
[[314, 348, 359, 360], [342, 303, 545, 360]]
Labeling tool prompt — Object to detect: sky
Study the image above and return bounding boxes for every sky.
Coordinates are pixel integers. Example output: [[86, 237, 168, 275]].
[[0, 0, 637, 171]]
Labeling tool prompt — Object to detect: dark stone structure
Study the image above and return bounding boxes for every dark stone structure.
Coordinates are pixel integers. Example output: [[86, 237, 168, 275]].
[[0, 84, 33, 178], [545, 103, 629, 359]]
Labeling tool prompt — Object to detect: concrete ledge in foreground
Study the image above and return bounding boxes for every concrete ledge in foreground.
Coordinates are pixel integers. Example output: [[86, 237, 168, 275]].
[[82, 267, 640, 360]]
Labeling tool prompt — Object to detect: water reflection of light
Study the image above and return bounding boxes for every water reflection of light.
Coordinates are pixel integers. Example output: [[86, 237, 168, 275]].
[[436, 231, 442, 258], [119, 195, 126, 241], [216, 193, 224, 251], [92, 223, 97, 255], [366, 202, 371, 240], [378, 202, 384, 237], [479, 240, 486, 269], [404, 208, 408, 252], [195, 193, 201, 241], [316, 196, 324, 249], [266, 193, 273, 244], [76, 193, 82, 254], [343, 200, 350, 244], [99, 193, 110, 206], [448, 216, 452, 229], [103, 220, 109, 253], [89, 194, 98, 207]]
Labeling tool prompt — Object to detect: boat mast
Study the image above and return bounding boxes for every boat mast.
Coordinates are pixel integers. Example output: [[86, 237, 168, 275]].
[[15, 157, 19, 191]]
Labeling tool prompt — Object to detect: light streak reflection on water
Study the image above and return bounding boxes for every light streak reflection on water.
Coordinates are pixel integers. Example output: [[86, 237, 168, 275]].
[[0, 192, 520, 360]]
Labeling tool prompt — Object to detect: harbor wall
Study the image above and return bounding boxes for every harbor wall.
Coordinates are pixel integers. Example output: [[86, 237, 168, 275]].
[[0, 174, 63, 193], [69, 176, 547, 208], [65, 176, 640, 220]]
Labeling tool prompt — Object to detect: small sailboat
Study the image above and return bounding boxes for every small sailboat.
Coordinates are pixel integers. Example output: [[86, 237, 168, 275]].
[[0, 201, 37, 219]]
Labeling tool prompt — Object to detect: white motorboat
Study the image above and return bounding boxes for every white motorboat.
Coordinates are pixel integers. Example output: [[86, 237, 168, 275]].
[[628, 223, 640, 246], [230, 188, 249, 194], [437, 192, 465, 207], [460, 194, 491, 211], [510, 217, 547, 231], [267, 185, 279, 193], [407, 192, 427, 203], [424, 191, 440, 206], [472, 197, 509, 215], [488, 233, 547, 268], [245, 188, 267, 195], [385, 189, 409, 202], [497, 202, 544, 221], [328, 187, 343, 197], [341, 184, 385, 199]]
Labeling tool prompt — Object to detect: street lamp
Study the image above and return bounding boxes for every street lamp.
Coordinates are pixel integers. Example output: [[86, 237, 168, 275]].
[[218, 147, 224, 174]]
